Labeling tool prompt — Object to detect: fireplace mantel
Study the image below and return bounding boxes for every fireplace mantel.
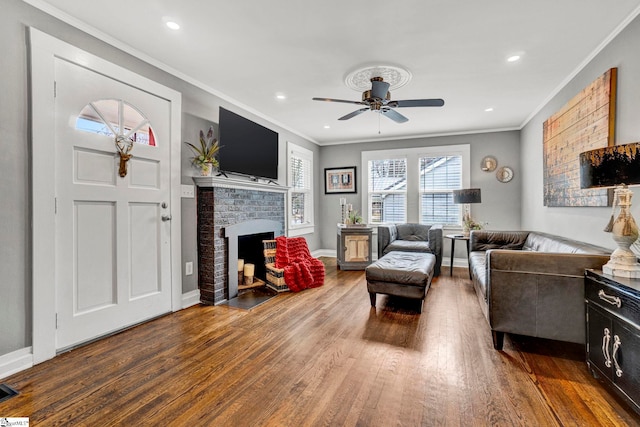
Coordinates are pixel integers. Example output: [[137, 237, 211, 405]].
[[193, 176, 290, 194]]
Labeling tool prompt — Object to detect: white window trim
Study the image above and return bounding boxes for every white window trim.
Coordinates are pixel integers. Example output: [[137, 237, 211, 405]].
[[362, 144, 470, 224], [364, 156, 408, 225], [287, 142, 315, 236]]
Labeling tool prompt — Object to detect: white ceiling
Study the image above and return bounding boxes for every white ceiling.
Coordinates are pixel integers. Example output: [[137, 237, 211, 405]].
[[28, 0, 640, 145]]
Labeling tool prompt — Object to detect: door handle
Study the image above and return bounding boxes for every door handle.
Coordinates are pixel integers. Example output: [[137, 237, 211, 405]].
[[161, 214, 172, 222]]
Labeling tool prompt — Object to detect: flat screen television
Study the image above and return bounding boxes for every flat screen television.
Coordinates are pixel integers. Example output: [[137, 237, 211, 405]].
[[218, 107, 279, 180]]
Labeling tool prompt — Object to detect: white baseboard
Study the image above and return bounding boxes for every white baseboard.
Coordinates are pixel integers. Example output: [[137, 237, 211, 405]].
[[0, 347, 33, 380], [310, 250, 469, 269], [312, 249, 336, 258], [181, 289, 201, 309], [445, 257, 470, 269], [311, 250, 468, 270]]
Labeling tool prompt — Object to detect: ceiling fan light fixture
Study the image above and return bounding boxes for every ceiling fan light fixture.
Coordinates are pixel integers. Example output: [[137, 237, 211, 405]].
[[313, 65, 444, 124], [345, 65, 412, 92]]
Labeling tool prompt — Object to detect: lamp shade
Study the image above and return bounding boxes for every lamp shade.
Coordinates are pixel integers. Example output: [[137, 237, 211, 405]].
[[580, 142, 640, 189], [452, 188, 481, 204]]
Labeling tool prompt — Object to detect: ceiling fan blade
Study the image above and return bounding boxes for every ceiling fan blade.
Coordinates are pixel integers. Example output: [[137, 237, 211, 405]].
[[338, 108, 369, 121], [312, 97, 367, 105], [381, 108, 409, 123], [390, 99, 445, 108], [370, 80, 390, 99]]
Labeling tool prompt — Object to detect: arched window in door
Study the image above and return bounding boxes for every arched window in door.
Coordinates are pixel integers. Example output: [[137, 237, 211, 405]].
[[75, 99, 157, 146]]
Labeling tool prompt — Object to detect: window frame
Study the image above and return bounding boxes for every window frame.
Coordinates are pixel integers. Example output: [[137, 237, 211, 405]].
[[287, 142, 315, 236], [362, 144, 470, 226], [364, 156, 408, 225], [418, 155, 463, 226]]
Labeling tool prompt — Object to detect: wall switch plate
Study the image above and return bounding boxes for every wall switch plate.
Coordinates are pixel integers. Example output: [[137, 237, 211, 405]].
[[185, 261, 193, 276], [181, 184, 195, 198]]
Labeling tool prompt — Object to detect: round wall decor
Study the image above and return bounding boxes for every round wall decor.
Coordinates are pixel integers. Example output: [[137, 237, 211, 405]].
[[481, 156, 497, 172], [496, 166, 514, 183]]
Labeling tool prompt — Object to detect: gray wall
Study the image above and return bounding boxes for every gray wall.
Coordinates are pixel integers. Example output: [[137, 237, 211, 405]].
[[319, 131, 522, 260], [520, 13, 640, 249], [179, 113, 321, 293], [0, 0, 319, 357]]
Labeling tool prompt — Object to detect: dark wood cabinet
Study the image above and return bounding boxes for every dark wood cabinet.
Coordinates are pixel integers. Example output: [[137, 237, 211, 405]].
[[585, 269, 640, 415], [337, 225, 373, 270]]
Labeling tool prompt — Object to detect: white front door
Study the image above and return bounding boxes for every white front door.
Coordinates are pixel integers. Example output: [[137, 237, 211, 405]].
[[53, 58, 172, 349]]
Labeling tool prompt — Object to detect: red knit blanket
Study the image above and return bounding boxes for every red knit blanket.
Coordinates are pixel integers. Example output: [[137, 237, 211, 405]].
[[275, 236, 325, 292]]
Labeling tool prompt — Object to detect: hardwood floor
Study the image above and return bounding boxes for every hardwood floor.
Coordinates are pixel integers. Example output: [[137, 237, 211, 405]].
[[2, 258, 640, 426]]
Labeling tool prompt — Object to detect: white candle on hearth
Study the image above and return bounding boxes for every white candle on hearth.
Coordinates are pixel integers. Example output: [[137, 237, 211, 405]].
[[340, 197, 346, 205], [237, 259, 244, 272], [244, 263, 255, 277]]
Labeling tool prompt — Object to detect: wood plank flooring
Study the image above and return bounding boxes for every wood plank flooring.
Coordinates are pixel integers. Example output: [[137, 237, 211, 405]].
[[2, 258, 640, 426]]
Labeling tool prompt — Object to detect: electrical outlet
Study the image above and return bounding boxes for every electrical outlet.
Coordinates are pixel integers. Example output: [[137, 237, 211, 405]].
[[181, 184, 195, 198], [185, 261, 193, 275]]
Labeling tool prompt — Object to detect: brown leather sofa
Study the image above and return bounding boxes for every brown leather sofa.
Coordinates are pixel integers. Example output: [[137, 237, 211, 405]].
[[469, 230, 611, 350], [378, 223, 443, 276]]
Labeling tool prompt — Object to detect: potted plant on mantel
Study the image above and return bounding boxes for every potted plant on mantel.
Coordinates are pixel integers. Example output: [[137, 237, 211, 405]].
[[185, 126, 220, 176]]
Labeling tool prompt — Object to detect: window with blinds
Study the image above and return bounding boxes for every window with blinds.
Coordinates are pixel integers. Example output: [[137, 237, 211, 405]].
[[288, 143, 314, 235], [362, 144, 469, 226], [367, 158, 407, 224], [419, 156, 462, 225]]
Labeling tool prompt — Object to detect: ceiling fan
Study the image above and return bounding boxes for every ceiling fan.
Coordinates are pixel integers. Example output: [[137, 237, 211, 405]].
[[312, 77, 444, 123]]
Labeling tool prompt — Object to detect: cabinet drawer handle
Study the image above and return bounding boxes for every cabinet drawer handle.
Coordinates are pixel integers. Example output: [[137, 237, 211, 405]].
[[612, 335, 623, 378], [602, 328, 612, 368], [598, 289, 622, 308]]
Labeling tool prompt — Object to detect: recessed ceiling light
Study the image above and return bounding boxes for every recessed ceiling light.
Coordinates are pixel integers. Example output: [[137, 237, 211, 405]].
[[485, 107, 494, 112], [166, 21, 180, 30], [323, 125, 331, 129], [507, 55, 521, 62], [276, 94, 286, 100]]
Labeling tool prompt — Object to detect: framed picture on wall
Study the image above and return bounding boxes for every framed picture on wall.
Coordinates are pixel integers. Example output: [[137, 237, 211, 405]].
[[324, 166, 357, 194]]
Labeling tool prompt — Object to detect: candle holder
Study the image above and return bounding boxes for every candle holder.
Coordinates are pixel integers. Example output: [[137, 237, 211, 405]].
[[237, 259, 245, 286], [243, 263, 255, 285], [339, 198, 348, 225]]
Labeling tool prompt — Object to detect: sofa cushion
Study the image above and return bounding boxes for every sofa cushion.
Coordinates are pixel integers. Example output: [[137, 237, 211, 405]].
[[471, 231, 528, 252], [524, 232, 610, 254], [383, 240, 432, 254], [469, 251, 487, 299], [396, 223, 429, 241]]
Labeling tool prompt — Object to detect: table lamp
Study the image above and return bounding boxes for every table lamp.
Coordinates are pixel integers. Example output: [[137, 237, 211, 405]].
[[580, 142, 640, 278], [453, 188, 482, 236]]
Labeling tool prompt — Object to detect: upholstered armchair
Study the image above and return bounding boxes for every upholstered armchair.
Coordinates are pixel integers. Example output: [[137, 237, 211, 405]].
[[377, 223, 443, 276]]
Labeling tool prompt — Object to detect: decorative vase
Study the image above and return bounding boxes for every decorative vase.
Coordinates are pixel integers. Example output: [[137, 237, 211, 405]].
[[200, 162, 214, 177]]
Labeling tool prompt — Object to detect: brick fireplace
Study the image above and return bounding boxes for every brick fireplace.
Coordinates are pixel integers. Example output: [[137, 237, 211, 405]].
[[194, 177, 287, 304]]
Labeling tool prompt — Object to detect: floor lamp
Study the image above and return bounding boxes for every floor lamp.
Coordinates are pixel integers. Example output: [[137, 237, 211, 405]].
[[580, 142, 640, 278]]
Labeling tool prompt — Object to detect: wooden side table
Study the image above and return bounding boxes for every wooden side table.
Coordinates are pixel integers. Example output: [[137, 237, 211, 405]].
[[337, 225, 373, 270], [445, 234, 470, 277]]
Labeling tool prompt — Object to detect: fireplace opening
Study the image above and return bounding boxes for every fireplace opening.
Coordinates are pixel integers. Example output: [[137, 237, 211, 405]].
[[238, 231, 274, 285]]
